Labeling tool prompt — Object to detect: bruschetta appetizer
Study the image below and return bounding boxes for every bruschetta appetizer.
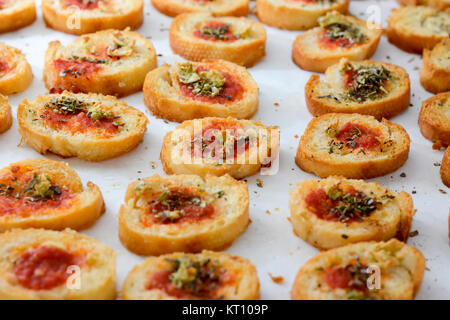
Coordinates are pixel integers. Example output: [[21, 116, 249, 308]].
[[152, 0, 249, 18], [17, 92, 148, 162], [0, 0, 36, 33], [118, 174, 249, 256], [0, 159, 104, 231], [169, 13, 266, 67], [305, 59, 411, 119], [42, 0, 143, 35], [295, 113, 410, 179], [419, 92, 450, 149], [289, 176, 415, 250], [256, 0, 349, 30], [441, 146, 450, 187], [397, 0, 450, 13], [122, 250, 259, 300], [143, 60, 258, 122], [44, 29, 157, 97], [291, 239, 426, 300], [161, 117, 280, 179], [0, 95, 12, 134], [0, 42, 33, 96], [292, 11, 382, 73], [0, 228, 116, 300], [420, 40, 450, 94], [387, 6, 450, 54]]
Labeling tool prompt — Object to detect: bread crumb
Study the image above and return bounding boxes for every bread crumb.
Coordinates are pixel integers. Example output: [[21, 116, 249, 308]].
[[266, 210, 271, 215], [269, 273, 284, 284]]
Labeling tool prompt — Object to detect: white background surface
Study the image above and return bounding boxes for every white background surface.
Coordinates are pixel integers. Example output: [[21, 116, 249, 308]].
[[0, 0, 449, 299]]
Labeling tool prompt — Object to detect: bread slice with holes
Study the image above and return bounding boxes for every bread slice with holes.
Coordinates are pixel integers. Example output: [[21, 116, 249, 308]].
[[292, 11, 382, 73], [17, 91, 148, 162], [152, 0, 249, 18], [0, 0, 36, 33], [0, 228, 116, 300], [305, 59, 410, 119], [143, 60, 258, 122], [0, 94, 12, 133], [256, 0, 349, 30], [0, 158, 104, 232], [170, 13, 266, 67], [295, 113, 410, 179], [420, 40, 450, 94], [0, 42, 33, 95], [44, 29, 157, 97], [397, 0, 450, 11], [419, 92, 450, 149], [289, 176, 415, 250], [387, 6, 450, 54], [122, 250, 259, 300], [118, 174, 249, 256], [42, 0, 143, 35], [441, 147, 450, 187], [291, 239, 426, 300]]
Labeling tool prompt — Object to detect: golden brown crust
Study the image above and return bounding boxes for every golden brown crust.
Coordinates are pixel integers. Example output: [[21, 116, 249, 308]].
[[0, 0, 36, 33], [170, 13, 266, 67], [295, 113, 411, 179], [305, 59, 411, 119], [441, 146, 450, 187], [0, 228, 116, 300], [0, 42, 33, 95], [419, 92, 450, 148], [420, 39, 450, 94], [151, 0, 249, 17], [122, 250, 259, 300], [42, 0, 143, 35], [256, 0, 349, 30], [0, 94, 12, 134]]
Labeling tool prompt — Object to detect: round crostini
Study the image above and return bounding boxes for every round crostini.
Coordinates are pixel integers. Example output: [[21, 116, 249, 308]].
[[0, 228, 116, 300], [161, 117, 280, 179], [289, 176, 415, 250], [152, 0, 249, 18], [143, 60, 258, 122], [0, 158, 104, 232], [44, 29, 158, 97], [291, 239, 426, 300], [292, 11, 382, 73], [42, 0, 144, 35], [419, 92, 450, 149], [118, 174, 249, 256], [17, 91, 148, 162], [305, 59, 411, 119], [256, 0, 349, 31], [169, 13, 267, 67], [0, 42, 33, 95], [0, 0, 36, 33], [420, 40, 450, 94], [0, 94, 12, 133], [386, 6, 450, 54], [397, 0, 450, 10], [122, 250, 259, 300], [295, 113, 411, 179], [441, 146, 450, 187]]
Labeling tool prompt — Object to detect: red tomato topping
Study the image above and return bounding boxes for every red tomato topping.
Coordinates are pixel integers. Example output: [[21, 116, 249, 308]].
[[13, 246, 81, 290], [54, 58, 102, 79], [324, 261, 370, 291], [64, 0, 100, 9], [0, 59, 10, 77], [0, 0, 8, 8], [335, 122, 380, 150], [319, 30, 354, 50], [344, 69, 358, 88], [193, 21, 237, 42], [304, 189, 337, 219]]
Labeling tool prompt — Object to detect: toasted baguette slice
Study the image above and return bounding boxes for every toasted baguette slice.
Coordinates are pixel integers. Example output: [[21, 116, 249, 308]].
[[289, 176, 415, 250], [0, 0, 36, 33], [152, 0, 249, 18], [291, 239, 426, 300], [123, 250, 259, 300], [0, 42, 33, 95], [256, 0, 349, 30], [292, 11, 382, 73], [42, 0, 143, 35], [161, 117, 280, 179], [397, 0, 450, 12], [170, 13, 266, 67], [420, 40, 450, 94], [306, 59, 410, 119], [44, 29, 157, 97], [387, 6, 450, 54], [0, 158, 104, 231], [419, 92, 450, 149], [119, 174, 249, 256], [295, 113, 410, 179], [0, 94, 12, 133], [17, 91, 148, 162], [0, 228, 116, 300], [441, 147, 450, 187], [143, 60, 258, 122]]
